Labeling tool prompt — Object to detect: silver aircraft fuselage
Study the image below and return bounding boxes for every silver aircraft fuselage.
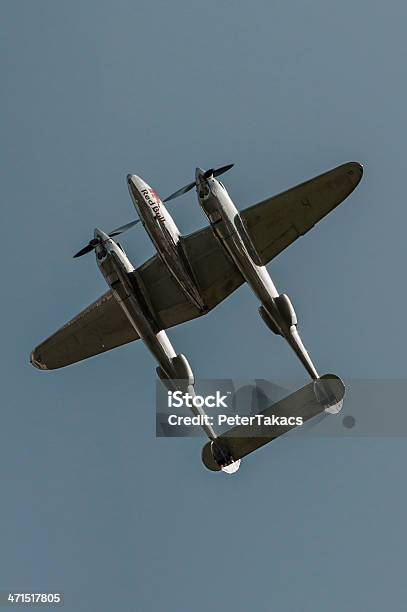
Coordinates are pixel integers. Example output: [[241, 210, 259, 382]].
[[126, 174, 206, 312], [193, 169, 319, 380]]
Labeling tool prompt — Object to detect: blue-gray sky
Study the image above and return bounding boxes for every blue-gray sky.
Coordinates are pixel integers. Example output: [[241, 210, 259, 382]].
[[1, 1, 407, 610]]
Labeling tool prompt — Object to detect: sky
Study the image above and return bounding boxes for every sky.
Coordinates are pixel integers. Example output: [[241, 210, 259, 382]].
[[1, 1, 407, 610]]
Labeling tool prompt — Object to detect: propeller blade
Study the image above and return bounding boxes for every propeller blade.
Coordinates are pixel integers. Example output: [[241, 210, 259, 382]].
[[163, 181, 195, 203], [212, 163, 234, 178], [73, 242, 97, 258], [109, 219, 140, 237]]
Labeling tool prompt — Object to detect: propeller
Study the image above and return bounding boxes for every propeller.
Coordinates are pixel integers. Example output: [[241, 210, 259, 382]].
[[163, 163, 234, 202], [73, 219, 140, 258]]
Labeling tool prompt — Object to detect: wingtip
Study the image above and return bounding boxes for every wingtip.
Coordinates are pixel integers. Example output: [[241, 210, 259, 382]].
[[342, 161, 364, 190], [348, 161, 364, 176], [353, 160, 363, 171], [30, 349, 48, 370]]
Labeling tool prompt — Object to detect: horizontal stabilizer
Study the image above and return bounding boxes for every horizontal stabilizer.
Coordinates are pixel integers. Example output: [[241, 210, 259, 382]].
[[201, 374, 345, 471]]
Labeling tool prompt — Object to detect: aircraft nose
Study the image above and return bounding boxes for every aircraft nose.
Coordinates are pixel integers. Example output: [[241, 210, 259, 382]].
[[127, 173, 134, 183]]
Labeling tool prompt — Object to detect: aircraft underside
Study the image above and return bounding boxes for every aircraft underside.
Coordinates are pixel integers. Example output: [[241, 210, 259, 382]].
[[30, 161, 363, 472]]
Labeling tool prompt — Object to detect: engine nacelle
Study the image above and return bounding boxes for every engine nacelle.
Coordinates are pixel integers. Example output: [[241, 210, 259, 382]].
[[275, 294, 297, 327]]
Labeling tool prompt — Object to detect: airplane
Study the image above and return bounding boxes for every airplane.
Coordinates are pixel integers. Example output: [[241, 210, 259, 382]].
[[30, 161, 363, 375], [164, 162, 363, 381], [30, 161, 363, 469]]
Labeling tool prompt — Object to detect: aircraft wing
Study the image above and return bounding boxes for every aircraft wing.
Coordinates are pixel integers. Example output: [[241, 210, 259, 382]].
[[130, 159, 363, 334], [240, 162, 363, 265], [30, 290, 140, 370], [31, 162, 362, 370], [31, 232, 244, 370]]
